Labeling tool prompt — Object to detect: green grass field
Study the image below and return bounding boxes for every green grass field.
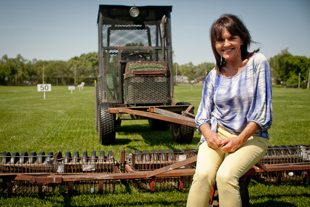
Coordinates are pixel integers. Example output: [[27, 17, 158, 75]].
[[0, 85, 309, 206]]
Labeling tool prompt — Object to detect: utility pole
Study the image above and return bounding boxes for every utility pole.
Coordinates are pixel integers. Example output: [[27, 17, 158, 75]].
[[298, 72, 300, 88], [74, 63, 76, 85], [307, 69, 310, 90], [42, 64, 44, 84], [175, 63, 178, 85]]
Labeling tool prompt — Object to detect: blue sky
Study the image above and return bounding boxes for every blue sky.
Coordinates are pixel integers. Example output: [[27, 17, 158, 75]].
[[0, 0, 309, 65]]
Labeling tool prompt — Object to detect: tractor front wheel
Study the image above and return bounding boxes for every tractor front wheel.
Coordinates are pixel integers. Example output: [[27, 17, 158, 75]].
[[171, 102, 195, 144], [99, 102, 116, 145]]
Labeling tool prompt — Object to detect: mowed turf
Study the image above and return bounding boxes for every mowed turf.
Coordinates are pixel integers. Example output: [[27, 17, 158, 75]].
[[0, 85, 309, 206]]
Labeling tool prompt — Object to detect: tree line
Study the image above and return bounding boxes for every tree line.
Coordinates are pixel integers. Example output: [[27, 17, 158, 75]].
[[1, 49, 309, 87], [0, 52, 98, 86]]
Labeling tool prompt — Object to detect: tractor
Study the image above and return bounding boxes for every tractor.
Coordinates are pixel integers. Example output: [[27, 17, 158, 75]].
[[95, 5, 195, 145]]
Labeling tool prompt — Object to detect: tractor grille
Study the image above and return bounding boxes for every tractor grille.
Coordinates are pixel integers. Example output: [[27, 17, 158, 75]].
[[124, 62, 170, 105]]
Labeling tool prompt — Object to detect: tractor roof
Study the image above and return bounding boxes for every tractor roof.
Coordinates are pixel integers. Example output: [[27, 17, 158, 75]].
[[97, 5, 172, 23]]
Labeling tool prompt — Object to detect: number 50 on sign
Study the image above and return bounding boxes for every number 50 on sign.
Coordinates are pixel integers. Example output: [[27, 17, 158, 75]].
[[37, 84, 52, 92]]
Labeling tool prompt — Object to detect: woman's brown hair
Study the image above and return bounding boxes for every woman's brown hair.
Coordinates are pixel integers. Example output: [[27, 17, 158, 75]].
[[210, 14, 259, 74]]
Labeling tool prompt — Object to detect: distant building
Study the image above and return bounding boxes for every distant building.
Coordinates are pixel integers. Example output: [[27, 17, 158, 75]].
[[175, 75, 189, 83]]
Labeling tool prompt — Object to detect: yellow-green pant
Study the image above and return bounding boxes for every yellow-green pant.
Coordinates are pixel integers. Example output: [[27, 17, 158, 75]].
[[187, 126, 268, 207]]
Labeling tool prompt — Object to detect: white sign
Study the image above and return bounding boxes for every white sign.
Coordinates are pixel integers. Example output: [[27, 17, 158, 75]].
[[68, 86, 75, 94], [37, 84, 52, 92]]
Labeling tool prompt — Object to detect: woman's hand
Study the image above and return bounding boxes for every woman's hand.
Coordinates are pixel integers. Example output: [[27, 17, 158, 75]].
[[221, 122, 260, 152], [206, 131, 224, 149], [200, 124, 223, 149], [221, 136, 245, 152]]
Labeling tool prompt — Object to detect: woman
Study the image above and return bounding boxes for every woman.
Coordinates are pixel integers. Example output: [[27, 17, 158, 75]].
[[187, 14, 273, 207]]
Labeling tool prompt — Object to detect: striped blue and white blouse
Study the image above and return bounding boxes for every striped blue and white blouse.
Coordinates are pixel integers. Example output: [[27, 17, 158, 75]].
[[195, 53, 273, 144]]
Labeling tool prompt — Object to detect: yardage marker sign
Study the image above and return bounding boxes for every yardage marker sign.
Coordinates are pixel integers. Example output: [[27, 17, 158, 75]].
[[37, 84, 52, 99]]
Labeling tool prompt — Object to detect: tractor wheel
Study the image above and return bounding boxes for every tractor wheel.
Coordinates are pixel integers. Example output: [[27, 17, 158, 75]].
[[240, 179, 250, 207], [148, 118, 170, 130], [171, 102, 195, 143], [95, 82, 102, 132], [209, 180, 249, 207], [99, 102, 116, 145]]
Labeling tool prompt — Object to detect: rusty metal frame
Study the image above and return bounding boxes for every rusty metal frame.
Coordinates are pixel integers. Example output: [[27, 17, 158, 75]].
[[109, 105, 196, 127]]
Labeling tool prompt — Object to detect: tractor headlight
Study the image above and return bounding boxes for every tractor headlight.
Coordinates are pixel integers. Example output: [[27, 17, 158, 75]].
[[129, 5, 139, 18]]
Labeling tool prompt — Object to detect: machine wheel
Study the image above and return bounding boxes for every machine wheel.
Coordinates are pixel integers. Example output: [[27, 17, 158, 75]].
[[99, 151, 105, 162], [73, 151, 79, 163], [82, 151, 88, 163], [2, 152, 11, 164], [95, 82, 102, 132], [143, 150, 150, 162], [151, 150, 159, 162], [37, 151, 45, 164], [64, 151, 71, 164], [240, 179, 250, 207], [209, 179, 250, 207], [99, 102, 116, 145], [171, 102, 195, 144], [10, 152, 19, 164], [91, 151, 96, 163], [148, 118, 170, 130], [20, 151, 28, 164], [29, 151, 37, 164]]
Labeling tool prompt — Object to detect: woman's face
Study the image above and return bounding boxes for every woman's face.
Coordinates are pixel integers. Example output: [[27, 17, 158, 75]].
[[215, 28, 243, 63]]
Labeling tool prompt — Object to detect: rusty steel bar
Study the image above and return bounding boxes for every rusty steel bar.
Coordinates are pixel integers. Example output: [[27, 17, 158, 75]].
[[109, 107, 196, 128]]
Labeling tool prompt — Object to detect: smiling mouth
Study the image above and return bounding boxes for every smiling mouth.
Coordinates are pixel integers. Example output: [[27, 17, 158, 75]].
[[223, 48, 234, 52]]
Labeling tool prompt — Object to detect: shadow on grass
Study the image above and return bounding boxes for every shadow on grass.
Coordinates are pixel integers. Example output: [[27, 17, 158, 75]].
[[115, 123, 200, 148], [251, 200, 296, 207]]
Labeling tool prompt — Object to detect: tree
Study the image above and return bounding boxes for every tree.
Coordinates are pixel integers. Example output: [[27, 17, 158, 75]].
[[283, 56, 310, 87], [269, 48, 292, 84]]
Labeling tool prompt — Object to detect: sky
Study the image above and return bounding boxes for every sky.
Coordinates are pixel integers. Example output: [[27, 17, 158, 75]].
[[0, 0, 309, 65]]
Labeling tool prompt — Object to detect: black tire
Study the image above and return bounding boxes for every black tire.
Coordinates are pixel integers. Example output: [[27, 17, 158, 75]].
[[171, 102, 195, 144], [135, 150, 142, 162], [20, 151, 28, 164], [2, 152, 11, 164], [240, 179, 250, 207], [64, 151, 71, 164], [82, 151, 88, 163], [95, 82, 101, 132], [91, 151, 96, 163], [148, 118, 170, 130], [10, 152, 19, 164], [159, 149, 167, 161], [73, 151, 79, 163], [210, 180, 249, 207], [151, 150, 159, 162], [38, 151, 45, 164], [29, 151, 37, 164], [99, 151, 105, 163], [143, 150, 150, 162], [108, 150, 114, 162], [99, 102, 116, 145], [167, 149, 175, 161]]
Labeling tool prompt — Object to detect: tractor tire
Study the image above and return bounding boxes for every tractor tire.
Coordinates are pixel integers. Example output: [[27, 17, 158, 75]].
[[240, 179, 250, 207], [99, 102, 116, 145], [148, 118, 170, 130], [95, 82, 102, 132], [171, 102, 195, 144], [209, 180, 249, 207]]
